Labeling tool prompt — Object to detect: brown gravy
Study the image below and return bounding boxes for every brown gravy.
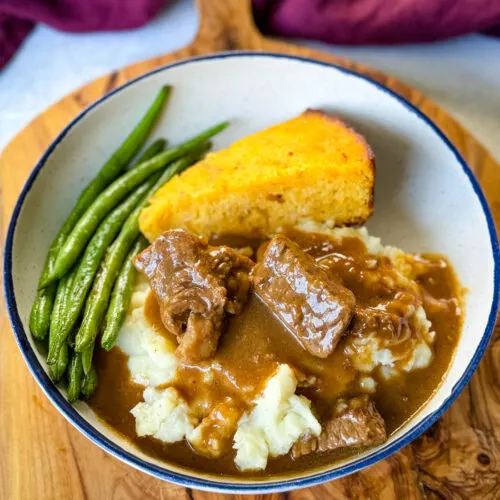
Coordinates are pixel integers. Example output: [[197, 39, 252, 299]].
[[89, 229, 463, 477]]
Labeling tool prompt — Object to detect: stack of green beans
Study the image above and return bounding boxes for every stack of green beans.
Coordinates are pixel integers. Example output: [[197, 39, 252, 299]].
[[30, 86, 229, 403]]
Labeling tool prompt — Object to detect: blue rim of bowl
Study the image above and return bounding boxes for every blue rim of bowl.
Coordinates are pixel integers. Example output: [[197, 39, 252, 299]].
[[4, 51, 500, 494]]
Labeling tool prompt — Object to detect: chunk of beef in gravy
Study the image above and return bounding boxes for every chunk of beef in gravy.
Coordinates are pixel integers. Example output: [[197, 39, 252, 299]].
[[189, 400, 242, 458], [351, 290, 420, 342], [251, 235, 356, 358], [292, 395, 386, 458], [133, 229, 254, 362]]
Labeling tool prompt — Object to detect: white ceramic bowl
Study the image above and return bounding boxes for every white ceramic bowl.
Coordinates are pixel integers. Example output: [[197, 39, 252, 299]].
[[4, 53, 499, 493]]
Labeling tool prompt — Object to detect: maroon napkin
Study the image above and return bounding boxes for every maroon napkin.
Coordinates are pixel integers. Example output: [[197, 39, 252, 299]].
[[0, 0, 166, 69], [254, 0, 500, 45], [1, 0, 500, 70]]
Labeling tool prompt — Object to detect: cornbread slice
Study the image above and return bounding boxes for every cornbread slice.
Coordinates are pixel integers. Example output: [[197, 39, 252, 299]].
[[140, 110, 375, 241]]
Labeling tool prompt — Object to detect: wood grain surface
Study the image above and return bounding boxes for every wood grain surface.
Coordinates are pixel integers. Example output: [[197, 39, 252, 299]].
[[1, 1, 499, 498]]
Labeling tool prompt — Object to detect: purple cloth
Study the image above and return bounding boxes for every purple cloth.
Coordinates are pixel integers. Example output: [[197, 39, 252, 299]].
[[253, 0, 500, 45], [1, 0, 500, 70], [0, 0, 166, 69]]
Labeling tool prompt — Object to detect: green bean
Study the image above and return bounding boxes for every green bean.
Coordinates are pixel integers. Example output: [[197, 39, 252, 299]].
[[38, 140, 169, 342], [82, 343, 94, 376], [81, 367, 98, 399], [45, 122, 228, 286], [48, 342, 69, 383], [75, 145, 210, 353], [67, 351, 83, 403], [46, 175, 160, 365], [30, 87, 171, 338], [130, 138, 167, 168], [44, 157, 168, 285], [30, 285, 56, 340], [47, 268, 76, 364], [101, 236, 147, 350]]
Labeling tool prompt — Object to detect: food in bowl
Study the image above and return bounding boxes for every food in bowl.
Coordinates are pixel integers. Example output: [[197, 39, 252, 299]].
[[90, 225, 461, 475], [29, 89, 463, 478]]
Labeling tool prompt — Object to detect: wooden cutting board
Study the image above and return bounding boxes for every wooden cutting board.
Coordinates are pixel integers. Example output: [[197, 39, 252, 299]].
[[1, 1, 499, 498]]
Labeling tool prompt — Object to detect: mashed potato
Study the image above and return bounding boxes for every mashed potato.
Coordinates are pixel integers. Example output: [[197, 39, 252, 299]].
[[116, 278, 178, 387], [116, 279, 189, 443], [233, 364, 321, 471], [131, 387, 197, 443]]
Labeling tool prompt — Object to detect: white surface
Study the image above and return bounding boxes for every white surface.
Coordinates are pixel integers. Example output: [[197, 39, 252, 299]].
[[8, 54, 497, 491], [0, 0, 500, 162]]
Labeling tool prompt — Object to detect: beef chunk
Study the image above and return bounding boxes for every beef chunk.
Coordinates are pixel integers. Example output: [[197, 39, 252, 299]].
[[292, 395, 386, 458], [251, 235, 356, 358], [189, 400, 242, 458], [134, 229, 254, 362]]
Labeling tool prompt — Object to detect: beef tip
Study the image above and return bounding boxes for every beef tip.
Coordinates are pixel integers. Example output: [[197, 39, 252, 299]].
[[251, 234, 356, 358], [134, 229, 254, 362], [189, 400, 242, 458], [292, 395, 386, 458], [351, 306, 407, 341], [351, 291, 420, 342]]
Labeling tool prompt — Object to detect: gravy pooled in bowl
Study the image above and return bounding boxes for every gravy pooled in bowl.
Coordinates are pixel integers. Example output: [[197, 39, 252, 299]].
[[88, 226, 463, 477]]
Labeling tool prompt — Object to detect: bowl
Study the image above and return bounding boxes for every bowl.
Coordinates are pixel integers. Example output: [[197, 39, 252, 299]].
[[4, 52, 500, 493]]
